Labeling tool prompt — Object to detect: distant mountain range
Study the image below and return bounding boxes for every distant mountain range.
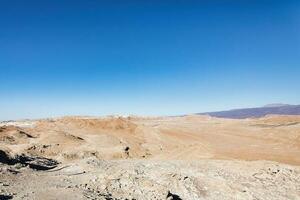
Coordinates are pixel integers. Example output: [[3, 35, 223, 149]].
[[200, 104, 300, 119]]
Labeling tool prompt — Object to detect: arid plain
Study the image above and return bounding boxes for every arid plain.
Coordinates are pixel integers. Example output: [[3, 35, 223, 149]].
[[1, 115, 300, 199]]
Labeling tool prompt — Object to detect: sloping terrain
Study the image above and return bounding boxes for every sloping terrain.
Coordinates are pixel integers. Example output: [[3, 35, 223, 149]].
[[0, 115, 300, 199]]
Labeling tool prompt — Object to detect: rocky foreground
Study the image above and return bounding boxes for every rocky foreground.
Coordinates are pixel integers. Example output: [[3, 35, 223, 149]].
[[1, 158, 300, 200]]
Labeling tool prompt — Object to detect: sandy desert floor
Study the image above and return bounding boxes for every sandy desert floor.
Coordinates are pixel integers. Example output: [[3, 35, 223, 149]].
[[0, 115, 300, 199]]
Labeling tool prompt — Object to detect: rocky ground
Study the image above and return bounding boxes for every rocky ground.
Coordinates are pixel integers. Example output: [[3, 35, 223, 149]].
[[1, 115, 300, 199], [1, 159, 300, 200]]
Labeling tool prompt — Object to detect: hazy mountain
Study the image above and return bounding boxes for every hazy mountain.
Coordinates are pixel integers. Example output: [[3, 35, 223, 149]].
[[201, 104, 300, 119], [263, 103, 291, 107]]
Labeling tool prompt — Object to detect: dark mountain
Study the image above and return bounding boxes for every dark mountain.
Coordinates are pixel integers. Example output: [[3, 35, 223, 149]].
[[200, 104, 300, 119]]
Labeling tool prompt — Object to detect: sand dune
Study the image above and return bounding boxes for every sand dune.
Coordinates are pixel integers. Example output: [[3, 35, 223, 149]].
[[1, 115, 300, 165]]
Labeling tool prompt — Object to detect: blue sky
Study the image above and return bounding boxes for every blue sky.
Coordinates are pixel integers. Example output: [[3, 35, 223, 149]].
[[0, 0, 300, 120]]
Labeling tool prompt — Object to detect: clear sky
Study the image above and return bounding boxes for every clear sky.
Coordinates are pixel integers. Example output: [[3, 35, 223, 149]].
[[0, 0, 300, 120]]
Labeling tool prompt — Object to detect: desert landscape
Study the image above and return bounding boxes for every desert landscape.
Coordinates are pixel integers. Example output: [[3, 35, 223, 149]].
[[1, 114, 300, 199], [2, 1, 299, 199]]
